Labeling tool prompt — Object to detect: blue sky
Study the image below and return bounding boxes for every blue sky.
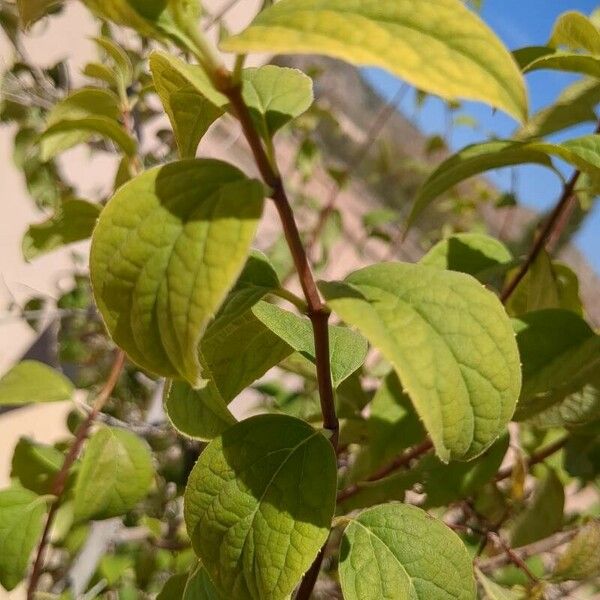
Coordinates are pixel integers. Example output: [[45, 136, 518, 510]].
[[363, 0, 600, 273]]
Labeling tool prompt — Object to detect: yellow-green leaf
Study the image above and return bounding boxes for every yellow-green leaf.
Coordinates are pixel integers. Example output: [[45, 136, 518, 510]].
[[321, 263, 521, 462], [90, 159, 265, 384], [222, 0, 528, 122], [549, 11, 600, 55]]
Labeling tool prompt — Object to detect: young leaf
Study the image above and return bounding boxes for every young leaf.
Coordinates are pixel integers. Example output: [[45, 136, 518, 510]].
[[420, 233, 513, 283], [408, 141, 552, 227], [90, 159, 265, 385], [184, 414, 337, 600], [553, 520, 600, 582], [339, 503, 476, 600], [321, 263, 521, 462], [22, 198, 101, 261], [0, 487, 48, 591], [40, 87, 123, 157], [164, 379, 237, 441], [242, 65, 314, 140], [517, 78, 600, 140], [252, 301, 369, 388], [150, 52, 225, 158], [11, 437, 64, 495], [222, 0, 528, 123], [92, 36, 134, 88], [74, 427, 154, 521], [513, 309, 600, 420], [549, 11, 600, 55], [516, 46, 600, 78], [41, 116, 137, 161], [0, 360, 73, 406], [510, 466, 564, 548]]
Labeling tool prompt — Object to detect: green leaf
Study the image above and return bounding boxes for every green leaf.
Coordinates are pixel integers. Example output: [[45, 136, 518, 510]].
[[41, 116, 137, 161], [510, 466, 564, 548], [349, 372, 425, 482], [81, 0, 201, 53], [183, 563, 223, 599], [164, 379, 237, 441], [16, 0, 62, 27], [321, 263, 521, 462], [157, 573, 188, 600], [339, 503, 476, 600], [201, 306, 293, 401], [0, 360, 73, 406], [92, 36, 133, 88], [553, 520, 600, 581], [222, 0, 527, 123], [476, 569, 522, 600], [251, 301, 368, 388], [420, 233, 513, 283], [242, 65, 314, 140], [409, 135, 600, 226], [0, 487, 48, 591], [549, 11, 600, 55], [149, 52, 225, 158], [184, 414, 337, 600], [74, 427, 154, 521], [506, 253, 583, 317], [419, 434, 509, 508], [90, 159, 265, 385], [408, 141, 552, 227], [22, 199, 101, 261], [40, 87, 123, 158], [11, 438, 64, 495], [517, 78, 600, 140], [513, 309, 600, 421], [516, 45, 600, 78]]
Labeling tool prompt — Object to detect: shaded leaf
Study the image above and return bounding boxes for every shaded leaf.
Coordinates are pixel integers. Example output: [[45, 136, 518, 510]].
[[16, 0, 62, 27], [476, 569, 522, 600], [513, 309, 600, 421], [184, 414, 336, 600], [11, 438, 64, 495], [510, 466, 564, 548], [222, 0, 527, 122], [164, 379, 236, 441], [420, 233, 512, 283], [22, 198, 101, 261], [516, 45, 600, 78]]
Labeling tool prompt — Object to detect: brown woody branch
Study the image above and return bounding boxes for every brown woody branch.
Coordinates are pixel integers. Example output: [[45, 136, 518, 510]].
[[501, 119, 600, 303], [336, 438, 434, 503], [27, 350, 125, 600], [218, 74, 339, 449]]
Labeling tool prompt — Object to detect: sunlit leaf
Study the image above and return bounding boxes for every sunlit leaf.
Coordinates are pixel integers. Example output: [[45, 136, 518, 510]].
[[321, 263, 521, 462], [222, 0, 528, 122]]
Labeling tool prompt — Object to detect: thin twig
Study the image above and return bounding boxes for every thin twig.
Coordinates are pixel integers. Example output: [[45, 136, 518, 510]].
[[501, 119, 600, 303], [27, 351, 126, 599], [476, 529, 578, 573], [495, 435, 569, 482], [336, 439, 434, 503]]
